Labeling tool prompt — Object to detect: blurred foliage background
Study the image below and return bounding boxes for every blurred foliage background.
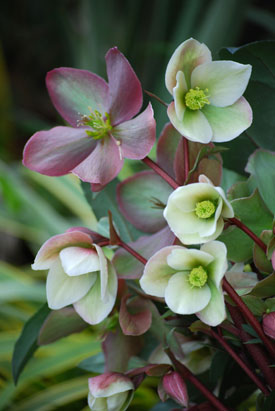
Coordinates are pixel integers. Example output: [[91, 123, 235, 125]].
[[0, 0, 275, 409]]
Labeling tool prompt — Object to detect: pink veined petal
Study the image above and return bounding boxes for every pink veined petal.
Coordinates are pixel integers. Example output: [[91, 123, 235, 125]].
[[72, 135, 124, 185], [46, 68, 109, 127], [112, 103, 156, 160], [105, 47, 143, 125], [23, 126, 96, 177]]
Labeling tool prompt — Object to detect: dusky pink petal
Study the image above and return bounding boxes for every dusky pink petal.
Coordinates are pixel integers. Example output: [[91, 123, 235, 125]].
[[32, 230, 93, 270], [112, 103, 156, 159], [163, 372, 188, 407], [156, 123, 182, 178], [119, 295, 152, 336], [46, 68, 109, 127], [23, 126, 96, 177], [72, 135, 123, 185], [106, 47, 142, 125]]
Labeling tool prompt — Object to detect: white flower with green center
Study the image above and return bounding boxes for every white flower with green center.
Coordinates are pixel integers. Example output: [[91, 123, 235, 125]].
[[165, 38, 252, 143], [140, 241, 228, 326], [163, 175, 234, 244]]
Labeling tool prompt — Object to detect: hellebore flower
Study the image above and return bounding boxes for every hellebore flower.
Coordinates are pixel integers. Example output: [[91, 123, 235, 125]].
[[163, 175, 234, 244], [32, 228, 117, 325], [23, 48, 156, 189], [140, 241, 228, 326], [88, 373, 134, 411], [165, 38, 252, 143]]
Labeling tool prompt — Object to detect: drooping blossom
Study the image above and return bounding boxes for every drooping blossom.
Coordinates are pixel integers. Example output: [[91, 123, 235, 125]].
[[165, 38, 252, 143], [140, 241, 228, 326], [163, 174, 234, 244], [162, 372, 188, 407], [32, 227, 117, 325], [88, 372, 134, 411], [23, 48, 156, 190]]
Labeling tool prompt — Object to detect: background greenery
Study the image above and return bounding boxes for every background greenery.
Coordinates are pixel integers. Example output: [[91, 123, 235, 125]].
[[0, 0, 275, 409]]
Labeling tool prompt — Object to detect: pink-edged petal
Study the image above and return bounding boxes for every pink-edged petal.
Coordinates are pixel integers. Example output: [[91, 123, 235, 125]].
[[66, 227, 106, 243], [200, 241, 227, 288], [140, 246, 181, 297], [106, 47, 142, 125], [32, 231, 93, 270], [112, 104, 156, 160], [165, 38, 212, 94], [156, 122, 182, 178], [119, 295, 152, 336], [59, 247, 100, 276], [89, 373, 134, 397], [74, 261, 117, 325], [202, 97, 253, 143], [23, 126, 96, 177], [165, 272, 211, 314], [72, 135, 123, 185], [46, 68, 109, 127], [167, 102, 213, 144], [197, 282, 226, 326], [46, 259, 96, 309], [191, 61, 252, 107], [94, 244, 109, 302]]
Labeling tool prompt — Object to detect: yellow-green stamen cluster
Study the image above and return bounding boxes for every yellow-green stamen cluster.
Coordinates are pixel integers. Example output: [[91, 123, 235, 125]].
[[80, 109, 112, 140], [189, 266, 208, 288], [195, 200, 216, 219], [185, 87, 210, 110]]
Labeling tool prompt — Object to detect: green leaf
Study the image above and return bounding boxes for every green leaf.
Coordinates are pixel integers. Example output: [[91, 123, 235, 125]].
[[265, 297, 275, 313], [250, 273, 275, 298], [38, 308, 87, 346], [220, 41, 275, 151], [81, 180, 141, 242], [257, 391, 275, 411], [253, 230, 273, 275], [246, 149, 275, 214], [12, 303, 50, 384], [219, 189, 273, 262], [210, 351, 230, 385], [78, 352, 105, 373], [241, 295, 266, 316]]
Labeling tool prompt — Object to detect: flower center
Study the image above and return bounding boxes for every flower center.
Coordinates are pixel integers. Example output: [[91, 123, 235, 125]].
[[185, 87, 210, 110], [189, 266, 208, 288], [195, 200, 216, 219], [79, 108, 112, 140]]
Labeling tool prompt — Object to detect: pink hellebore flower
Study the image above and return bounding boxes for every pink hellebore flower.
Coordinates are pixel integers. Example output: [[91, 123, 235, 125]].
[[88, 373, 134, 411], [23, 48, 156, 190], [32, 227, 117, 325]]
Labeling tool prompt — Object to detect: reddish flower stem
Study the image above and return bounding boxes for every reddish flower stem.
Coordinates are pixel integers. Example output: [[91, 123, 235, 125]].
[[227, 304, 275, 389], [118, 240, 147, 265], [144, 90, 168, 107], [223, 278, 275, 358], [183, 137, 190, 182], [165, 348, 230, 411], [228, 217, 267, 253], [142, 157, 179, 189], [210, 329, 270, 395]]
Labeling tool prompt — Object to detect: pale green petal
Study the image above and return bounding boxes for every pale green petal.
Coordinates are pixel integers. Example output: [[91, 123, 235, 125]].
[[46, 259, 96, 309], [167, 183, 219, 212], [165, 272, 211, 314], [191, 61, 252, 107], [214, 187, 234, 218], [167, 248, 214, 271], [197, 281, 226, 326], [202, 97, 252, 143], [173, 71, 187, 120], [107, 392, 128, 411], [94, 244, 108, 302], [165, 38, 212, 93], [59, 246, 100, 276], [140, 246, 179, 297], [201, 241, 227, 287], [74, 262, 117, 325], [88, 394, 107, 410]]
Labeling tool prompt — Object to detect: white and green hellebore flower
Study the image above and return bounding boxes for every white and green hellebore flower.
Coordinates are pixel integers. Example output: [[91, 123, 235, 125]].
[[32, 228, 117, 325], [88, 372, 134, 411], [140, 241, 228, 326], [163, 175, 234, 244], [166, 38, 252, 143]]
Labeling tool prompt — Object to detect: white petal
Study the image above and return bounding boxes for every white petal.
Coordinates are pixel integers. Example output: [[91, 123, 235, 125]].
[[200, 241, 227, 287], [173, 71, 187, 120], [165, 272, 211, 314], [140, 246, 179, 297], [167, 248, 214, 271], [197, 281, 226, 326], [94, 244, 108, 302], [167, 103, 213, 143], [202, 97, 253, 143], [107, 392, 128, 411], [74, 262, 117, 325], [46, 259, 96, 309], [191, 61, 252, 107], [59, 246, 100, 276]]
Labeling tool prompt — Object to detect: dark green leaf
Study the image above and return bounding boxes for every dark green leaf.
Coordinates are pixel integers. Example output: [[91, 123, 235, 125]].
[[250, 273, 275, 298], [12, 303, 50, 384], [257, 391, 275, 411], [241, 295, 266, 316]]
